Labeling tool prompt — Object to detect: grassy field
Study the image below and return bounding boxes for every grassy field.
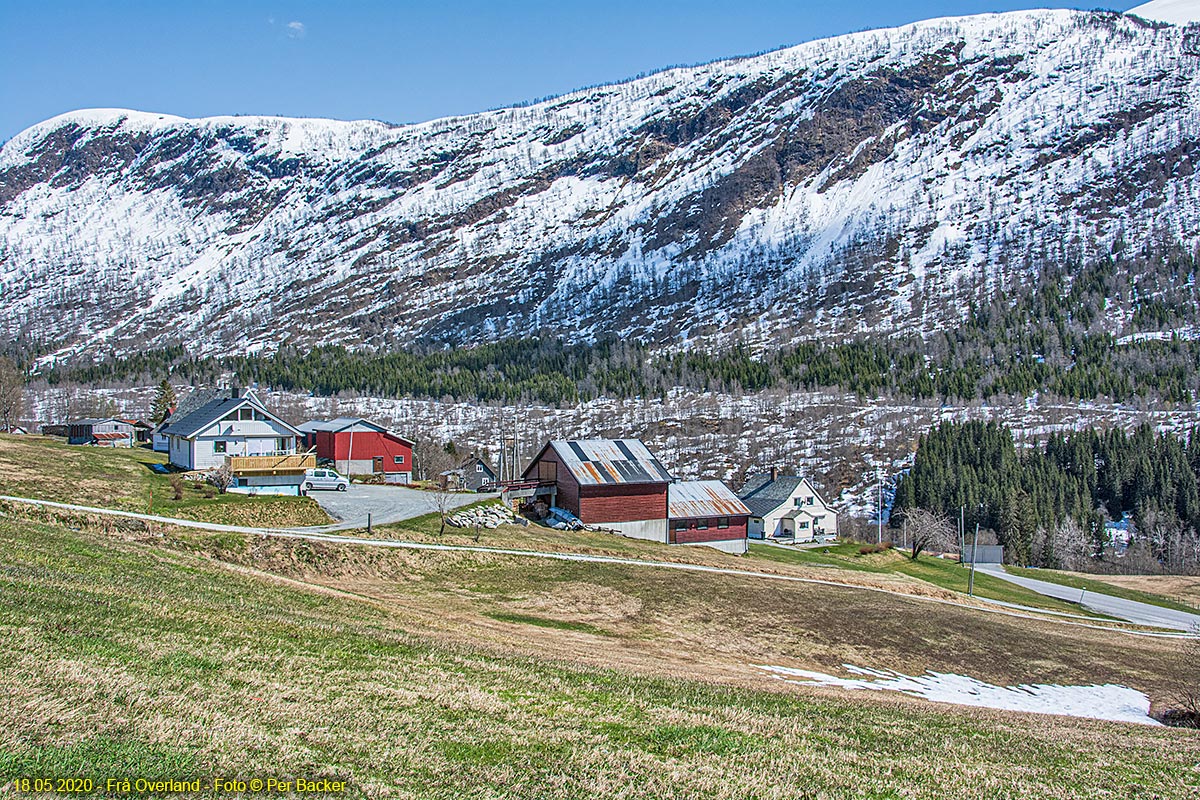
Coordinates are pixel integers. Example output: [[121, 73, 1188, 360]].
[[1007, 566, 1200, 615], [1, 515, 1196, 799], [373, 508, 1121, 620], [746, 542, 1100, 615], [0, 434, 330, 527]]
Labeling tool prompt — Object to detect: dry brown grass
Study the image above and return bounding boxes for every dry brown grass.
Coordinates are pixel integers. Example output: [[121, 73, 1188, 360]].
[[4, 517, 1198, 799], [1081, 573, 1200, 606]]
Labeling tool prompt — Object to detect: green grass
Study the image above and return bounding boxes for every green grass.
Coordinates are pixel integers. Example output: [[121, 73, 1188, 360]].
[[0, 434, 329, 527], [1, 517, 1195, 799], [1006, 566, 1200, 616], [746, 542, 1094, 615], [486, 611, 612, 636]]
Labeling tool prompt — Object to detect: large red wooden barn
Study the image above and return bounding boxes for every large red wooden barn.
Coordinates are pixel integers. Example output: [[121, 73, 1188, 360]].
[[298, 417, 413, 482], [521, 439, 673, 541]]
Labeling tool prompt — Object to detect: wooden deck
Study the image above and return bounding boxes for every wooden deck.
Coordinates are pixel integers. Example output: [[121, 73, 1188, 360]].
[[228, 453, 315, 474]]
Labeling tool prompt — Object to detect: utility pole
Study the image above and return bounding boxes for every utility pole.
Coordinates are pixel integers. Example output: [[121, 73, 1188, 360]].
[[877, 468, 883, 544], [967, 521, 980, 596], [959, 505, 965, 567]]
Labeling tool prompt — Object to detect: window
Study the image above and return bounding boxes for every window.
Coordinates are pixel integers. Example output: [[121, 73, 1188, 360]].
[[394, 455, 405, 465], [674, 520, 687, 531], [254, 411, 267, 421], [239, 408, 254, 421], [798, 521, 809, 529], [697, 519, 709, 530], [807, 496, 815, 505], [794, 498, 803, 507], [222, 412, 238, 422], [475, 463, 483, 473], [276, 437, 290, 452], [214, 441, 227, 453], [718, 517, 730, 529]]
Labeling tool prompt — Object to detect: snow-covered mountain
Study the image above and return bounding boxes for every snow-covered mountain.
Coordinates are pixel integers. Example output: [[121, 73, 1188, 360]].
[[3, 8, 1200, 359]]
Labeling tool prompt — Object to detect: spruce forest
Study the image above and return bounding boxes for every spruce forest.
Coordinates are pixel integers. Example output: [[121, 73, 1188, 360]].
[[891, 421, 1200, 574]]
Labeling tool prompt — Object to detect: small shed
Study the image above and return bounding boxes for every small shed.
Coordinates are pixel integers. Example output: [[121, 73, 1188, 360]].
[[67, 418, 134, 447]]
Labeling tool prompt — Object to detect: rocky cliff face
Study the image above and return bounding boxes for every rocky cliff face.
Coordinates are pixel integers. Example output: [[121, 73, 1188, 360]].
[[3, 9, 1200, 360]]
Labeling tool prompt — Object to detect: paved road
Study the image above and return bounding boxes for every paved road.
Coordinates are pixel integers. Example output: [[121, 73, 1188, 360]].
[[977, 564, 1200, 632], [306, 484, 492, 529]]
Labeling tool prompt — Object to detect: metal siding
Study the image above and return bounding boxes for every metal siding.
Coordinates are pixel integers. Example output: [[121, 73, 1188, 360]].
[[550, 439, 674, 486], [668, 480, 751, 518]]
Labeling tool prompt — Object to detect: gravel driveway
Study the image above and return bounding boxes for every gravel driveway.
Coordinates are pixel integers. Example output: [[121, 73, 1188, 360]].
[[306, 483, 493, 530]]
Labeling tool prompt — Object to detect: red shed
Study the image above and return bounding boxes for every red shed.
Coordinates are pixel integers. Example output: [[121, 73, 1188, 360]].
[[299, 417, 413, 482], [668, 480, 750, 554], [521, 439, 672, 542]]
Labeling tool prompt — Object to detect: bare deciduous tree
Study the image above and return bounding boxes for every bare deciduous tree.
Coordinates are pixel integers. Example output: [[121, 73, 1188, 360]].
[[900, 507, 955, 560], [426, 483, 456, 535], [1050, 517, 1094, 571], [0, 358, 25, 432], [1164, 627, 1200, 728]]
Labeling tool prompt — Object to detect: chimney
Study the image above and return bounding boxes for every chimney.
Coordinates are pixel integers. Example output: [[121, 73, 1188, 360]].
[[770, 466, 779, 482], [230, 386, 241, 399]]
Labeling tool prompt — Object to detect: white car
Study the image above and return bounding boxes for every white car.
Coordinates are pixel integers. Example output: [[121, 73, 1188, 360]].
[[303, 468, 349, 492]]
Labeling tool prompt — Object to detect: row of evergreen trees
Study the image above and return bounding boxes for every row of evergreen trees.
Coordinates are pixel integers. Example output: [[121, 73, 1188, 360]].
[[29, 256, 1200, 406], [891, 421, 1200, 572]]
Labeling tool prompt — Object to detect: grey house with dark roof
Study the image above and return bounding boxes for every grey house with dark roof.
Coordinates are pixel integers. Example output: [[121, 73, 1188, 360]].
[[159, 389, 301, 471], [739, 468, 838, 541]]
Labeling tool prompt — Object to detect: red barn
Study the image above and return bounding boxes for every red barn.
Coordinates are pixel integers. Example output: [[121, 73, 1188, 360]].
[[298, 417, 413, 482], [668, 480, 750, 554], [521, 439, 673, 541]]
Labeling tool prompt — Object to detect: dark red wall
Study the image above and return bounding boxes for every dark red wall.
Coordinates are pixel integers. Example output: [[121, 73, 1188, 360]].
[[579, 483, 668, 524], [669, 515, 749, 544]]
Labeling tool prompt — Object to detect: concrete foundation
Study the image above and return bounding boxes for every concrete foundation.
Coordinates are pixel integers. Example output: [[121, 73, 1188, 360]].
[[596, 518, 668, 543], [683, 538, 748, 555]]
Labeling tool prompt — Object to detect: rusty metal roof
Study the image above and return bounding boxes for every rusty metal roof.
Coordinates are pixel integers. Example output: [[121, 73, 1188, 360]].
[[669, 480, 751, 519], [549, 439, 673, 486]]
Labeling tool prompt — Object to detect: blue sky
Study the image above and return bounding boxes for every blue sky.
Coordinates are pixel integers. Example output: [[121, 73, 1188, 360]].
[[0, 1, 1135, 141]]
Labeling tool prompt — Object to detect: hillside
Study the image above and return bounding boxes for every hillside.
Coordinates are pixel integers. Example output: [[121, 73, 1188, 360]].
[[2, 508, 1196, 798], [4, 8, 1200, 360]]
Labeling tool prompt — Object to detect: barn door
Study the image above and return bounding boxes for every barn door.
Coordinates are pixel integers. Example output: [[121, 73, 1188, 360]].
[[373, 456, 384, 474]]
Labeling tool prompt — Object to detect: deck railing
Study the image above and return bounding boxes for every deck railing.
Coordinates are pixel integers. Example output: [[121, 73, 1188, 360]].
[[228, 452, 316, 474]]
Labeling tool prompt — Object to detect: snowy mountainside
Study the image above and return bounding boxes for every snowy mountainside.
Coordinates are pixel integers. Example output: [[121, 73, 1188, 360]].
[[3, 8, 1200, 359], [1130, 0, 1200, 25]]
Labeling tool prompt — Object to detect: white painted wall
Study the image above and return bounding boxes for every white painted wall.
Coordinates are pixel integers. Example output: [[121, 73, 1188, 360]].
[[750, 478, 838, 539]]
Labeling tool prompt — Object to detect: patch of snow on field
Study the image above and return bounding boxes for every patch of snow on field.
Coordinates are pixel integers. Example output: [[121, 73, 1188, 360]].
[[757, 664, 1160, 725]]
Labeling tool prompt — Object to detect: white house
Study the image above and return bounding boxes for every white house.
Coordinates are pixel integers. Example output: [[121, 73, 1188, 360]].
[[159, 389, 301, 471], [739, 469, 838, 542]]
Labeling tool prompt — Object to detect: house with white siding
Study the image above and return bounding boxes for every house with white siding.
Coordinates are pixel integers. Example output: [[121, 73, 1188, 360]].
[[159, 389, 301, 471], [739, 469, 838, 542]]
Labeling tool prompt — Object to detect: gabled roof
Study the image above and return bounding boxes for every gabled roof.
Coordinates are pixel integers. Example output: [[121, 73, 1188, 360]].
[[458, 456, 496, 475], [526, 439, 673, 486], [159, 393, 300, 439], [68, 417, 120, 426], [669, 480, 750, 519], [298, 417, 414, 445], [739, 473, 807, 517]]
